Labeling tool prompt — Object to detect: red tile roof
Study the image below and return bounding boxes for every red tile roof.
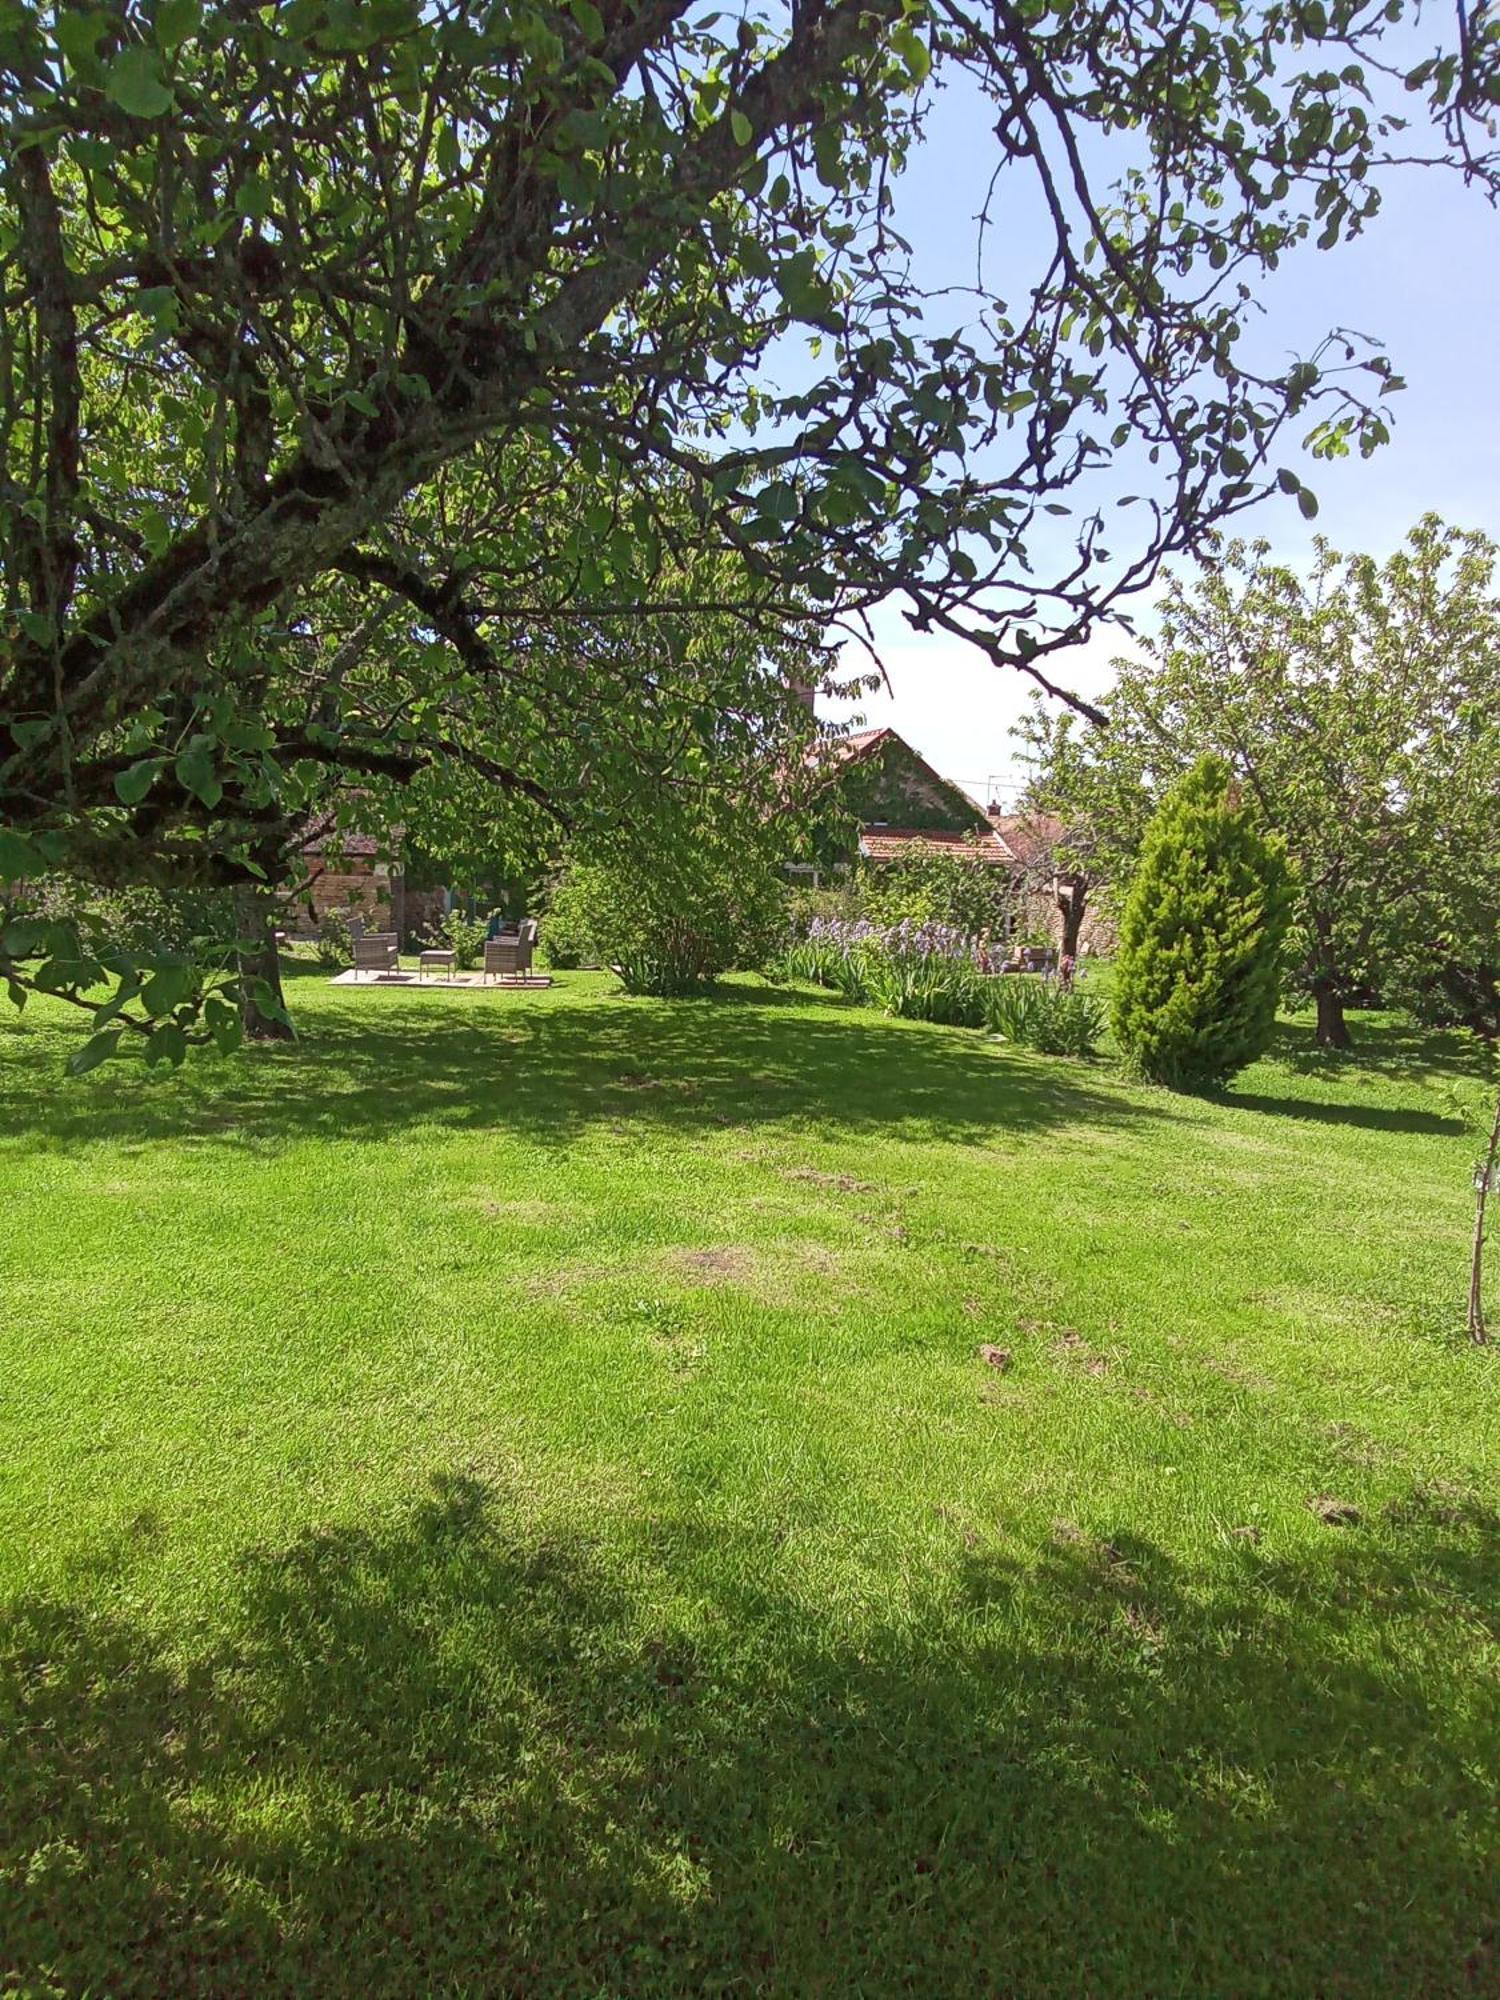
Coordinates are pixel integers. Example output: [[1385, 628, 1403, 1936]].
[[302, 831, 382, 859], [987, 810, 1062, 871], [859, 826, 1016, 866], [805, 725, 895, 772]]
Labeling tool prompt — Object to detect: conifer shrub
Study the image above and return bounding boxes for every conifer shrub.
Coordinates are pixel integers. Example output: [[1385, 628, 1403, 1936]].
[[1112, 756, 1295, 1090]]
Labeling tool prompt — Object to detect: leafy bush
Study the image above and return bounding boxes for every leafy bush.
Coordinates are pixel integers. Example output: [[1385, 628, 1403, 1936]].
[[777, 912, 1106, 1053], [862, 843, 1015, 940], [774, 918, 876, 1001], [546, 837, 786, 996], [982, 975, 1045, 1044], [25, 876, 235, 965], [786, 878, 870, 936], [432, 908, 491, 971], [1112, 755, 1295, 1090], [984, 977, 1104, 1056], [536, 883, 594, 969], [778, 916, 989, 1024], [313, 906, 355, 970], [859, 918, 989, 1024]]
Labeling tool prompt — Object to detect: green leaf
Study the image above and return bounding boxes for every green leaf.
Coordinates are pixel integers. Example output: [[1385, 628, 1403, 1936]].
[[114, 758, 166, 806], [890, 23, 931, 83], [140, 507, 173, 554], [204, 994, 243, 1053], [0, 829, 44, 882], [155, 0, 201, 52], [69, 1029, 122, 1076], [755, 480, 799, 526], [246, 978, 288, 1022], [1, 918, 46, 957], [730, 109, 752, 147], [1297, 486, 1319, 519], [55, 10, 109, 65], [568, 0, 603, 36], [144, 1021, 188, 1068], [811, 125, 844, 190], [174, 737, 223, 809], [105, 46, 175, 118], [141, 963, 195, 1016], [775, 256, 837, 327]]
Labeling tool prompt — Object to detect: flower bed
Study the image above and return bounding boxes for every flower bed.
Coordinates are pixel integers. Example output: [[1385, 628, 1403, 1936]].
[[776, 917, 1103, 1054]]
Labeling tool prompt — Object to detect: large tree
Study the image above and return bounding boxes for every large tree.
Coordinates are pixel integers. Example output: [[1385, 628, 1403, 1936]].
[[1023, 518, 1500, 1046], [2, 0, 1497, 1052]]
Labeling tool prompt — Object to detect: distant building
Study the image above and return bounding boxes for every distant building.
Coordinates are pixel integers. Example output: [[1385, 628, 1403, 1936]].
[[796, 726, 1109, 952], [799, 727, 1013, 879], [285, 818, 446, 943]]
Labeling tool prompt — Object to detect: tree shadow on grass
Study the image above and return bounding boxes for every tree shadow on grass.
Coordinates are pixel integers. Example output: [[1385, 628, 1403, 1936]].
[[0, 978, 1169, 1158], [1, 1473, 1493, 1998], [1217, 1091, 1465, 1136], [1267, 1015, 1483, 1089]]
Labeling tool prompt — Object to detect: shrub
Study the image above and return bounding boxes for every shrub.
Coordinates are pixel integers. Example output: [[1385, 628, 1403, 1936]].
[[774, 917, 876, 1000], [983, 975, 1045, 1044], [862, 843, 1015, 940], [1112, 756, 1295, 1090], [778, 916, 991, 1024], [536, 883, 594, 969], [313, 906, 355, 970], [25, 876, 235, 965], [777, 910, 1107, 1054], [546, 837, 786, 996], [982, 975, 1105, 1056], [860, 918, 989, 1025], [432, 908, 491, 971], [786, 878, 870, 936]]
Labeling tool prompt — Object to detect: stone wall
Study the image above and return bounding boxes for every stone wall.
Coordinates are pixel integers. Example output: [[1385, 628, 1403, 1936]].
[[1014, 881, 1116, 955], [281, 865, 391, 936]]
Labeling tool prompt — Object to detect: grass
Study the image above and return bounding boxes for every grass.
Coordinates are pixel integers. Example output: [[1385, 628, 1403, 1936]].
[[0, 965, 1495, 1998]]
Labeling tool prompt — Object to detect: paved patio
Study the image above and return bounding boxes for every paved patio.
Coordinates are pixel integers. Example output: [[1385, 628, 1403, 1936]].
[[328, 969, 553, 989]]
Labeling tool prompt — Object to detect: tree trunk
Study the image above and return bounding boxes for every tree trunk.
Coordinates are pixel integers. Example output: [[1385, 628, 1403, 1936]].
[[234, 885, 295, 1042], [1469, 1088, 1500, 1344], [1313, 981, 1351, 1050], [1058, 880, 1085, 959]]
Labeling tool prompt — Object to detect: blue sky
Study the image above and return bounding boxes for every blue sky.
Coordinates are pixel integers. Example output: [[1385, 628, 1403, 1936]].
[[820, 67, 1498, 808]]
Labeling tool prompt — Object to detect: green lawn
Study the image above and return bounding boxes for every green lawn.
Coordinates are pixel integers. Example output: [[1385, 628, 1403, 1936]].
[[1, 967, 1495, 1998]]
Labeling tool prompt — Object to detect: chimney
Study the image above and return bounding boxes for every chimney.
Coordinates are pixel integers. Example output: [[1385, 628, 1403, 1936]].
[[788, 677, 817, 716]]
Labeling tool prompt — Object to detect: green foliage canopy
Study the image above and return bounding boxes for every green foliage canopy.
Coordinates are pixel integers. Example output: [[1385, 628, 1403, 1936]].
[[1021, 518, 1500, 1045]]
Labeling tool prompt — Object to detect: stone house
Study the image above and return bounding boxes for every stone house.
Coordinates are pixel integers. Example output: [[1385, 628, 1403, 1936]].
[[986, 805, 1113, 956], [799, 726, 1109, 953], [799, 727, 1014, 877], [283, 820, 447, 944]]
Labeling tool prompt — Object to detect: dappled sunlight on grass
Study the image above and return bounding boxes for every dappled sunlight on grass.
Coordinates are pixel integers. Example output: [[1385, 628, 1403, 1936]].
[[0, 967, 1162, 1158], [0, 973, 1494, 1994], [1, 1472, 1494, 1996]]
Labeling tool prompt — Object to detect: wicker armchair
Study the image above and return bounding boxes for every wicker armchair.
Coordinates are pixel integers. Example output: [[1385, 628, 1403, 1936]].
[[352, 933, 400, 978], [484, 922, 537, 982]]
